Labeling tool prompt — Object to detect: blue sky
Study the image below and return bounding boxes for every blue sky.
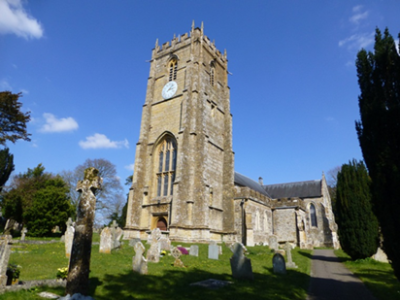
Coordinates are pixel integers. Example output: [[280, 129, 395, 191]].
[[1, 1, 399, 192]]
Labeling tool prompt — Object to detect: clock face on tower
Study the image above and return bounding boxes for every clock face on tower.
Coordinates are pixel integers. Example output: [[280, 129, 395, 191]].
[[162, 81, 178, 99]]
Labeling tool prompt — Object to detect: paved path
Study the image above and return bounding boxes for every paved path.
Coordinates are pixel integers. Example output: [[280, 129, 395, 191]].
[[307, 249, 377, 300]]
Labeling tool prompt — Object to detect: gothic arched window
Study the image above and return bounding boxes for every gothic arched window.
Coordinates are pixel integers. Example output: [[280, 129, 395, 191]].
[[310, 204, 318, 227], [168, 59, 178, 81], [156, 137, 177, 197]]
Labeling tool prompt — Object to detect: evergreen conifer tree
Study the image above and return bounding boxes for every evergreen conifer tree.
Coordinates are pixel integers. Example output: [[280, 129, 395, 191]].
[[355, 28, 400, 279], [336, 160, 379, 260]]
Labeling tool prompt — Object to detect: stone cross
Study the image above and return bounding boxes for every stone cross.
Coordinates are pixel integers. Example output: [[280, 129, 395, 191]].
[[284, 242, 298, 269], [66, 167, 102, 296], [132, 242, 148, 274], [0, 235, 12, 287], [171, 247, 185, 268], [21, 228, 28, 241], [229, 243, 253, 280]]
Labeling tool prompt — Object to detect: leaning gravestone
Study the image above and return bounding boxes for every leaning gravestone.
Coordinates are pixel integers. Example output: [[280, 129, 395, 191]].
[[208, 241, 219, 260], [146, 228, 161, 263], [132, 241, 148, 274], [0, 235, 12, 287], [230, 242, 253, 280], [65, 218, 75, 258], [284, 242, 298, 269], [189, 245, 199, 257], [268, 235, 278, 251], [273, 253, 286, 274], [158, 235, 171, 251], [66, 167, 102, 296], [99, 227, 112, 254]]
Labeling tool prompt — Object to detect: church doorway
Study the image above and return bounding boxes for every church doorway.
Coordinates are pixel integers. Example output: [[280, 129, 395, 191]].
[[157, 217, 168, 231]]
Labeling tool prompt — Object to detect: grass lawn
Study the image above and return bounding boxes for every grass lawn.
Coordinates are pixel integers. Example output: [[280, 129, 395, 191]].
[[335, 250, 400, 300], [3, 236, 312, 300]]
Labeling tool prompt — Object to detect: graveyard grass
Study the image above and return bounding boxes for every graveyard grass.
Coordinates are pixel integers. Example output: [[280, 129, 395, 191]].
[[335, 250, 400, 300], [3, 234, 312, 300]]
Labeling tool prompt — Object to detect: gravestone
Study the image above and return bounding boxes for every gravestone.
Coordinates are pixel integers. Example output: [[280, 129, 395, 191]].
[[129, 238, 141, 248], [158, 235, 171, 251], [268, 235, 278, 251], [0, 235, 12, 287], [21, 227, 28, 241], [171, 247, 185, 268], [284, 242, 298, 269], [65, 219, 75, 258], [146, 228, 162, 263], [208, 241, 219, 260], [99, 227, 112, 254], [66, 167, 102, 296], [189, 245, 199, 257], [110, 220, 123, 249], [219, 245, 223, 255], [273, 253, 286, 274], [132, 241, 148, 274], [230, 242, 254, 280]]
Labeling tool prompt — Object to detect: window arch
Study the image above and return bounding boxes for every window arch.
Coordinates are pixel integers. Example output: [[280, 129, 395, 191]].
[[156, 137, 177, 197], [310, 203, 318, 227], [210, 61, 215, 86], [168, 59, 178, 81]]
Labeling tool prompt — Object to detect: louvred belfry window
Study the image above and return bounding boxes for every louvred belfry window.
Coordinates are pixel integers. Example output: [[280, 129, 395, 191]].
[[156, 138, 177, 197], [169, 60, 177, 81]]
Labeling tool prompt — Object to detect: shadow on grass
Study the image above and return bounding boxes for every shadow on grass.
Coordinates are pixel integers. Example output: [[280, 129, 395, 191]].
[[90, 268, 310, 300]]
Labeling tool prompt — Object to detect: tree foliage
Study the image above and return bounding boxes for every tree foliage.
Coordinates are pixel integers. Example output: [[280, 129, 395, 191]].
[[1, 164, 74, 236], [336, 160, 379, 260], [61, 158, 125, 222], [355, 28, 400, 278], [0, 148, 14, 192], [0, 91, 31, 145]]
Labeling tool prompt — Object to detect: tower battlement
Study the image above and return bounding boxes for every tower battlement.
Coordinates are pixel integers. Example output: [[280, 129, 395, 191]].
[[152, 22, 227, 65]]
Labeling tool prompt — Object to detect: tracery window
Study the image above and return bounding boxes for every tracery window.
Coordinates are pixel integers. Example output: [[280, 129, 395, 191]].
[[310, 204, 318, 227], [156, 137, 177, 197], [169, 59, 178, 81]]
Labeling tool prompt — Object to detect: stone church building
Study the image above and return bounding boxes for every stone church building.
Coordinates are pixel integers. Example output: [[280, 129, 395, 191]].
[[124, 23, 339, 249]]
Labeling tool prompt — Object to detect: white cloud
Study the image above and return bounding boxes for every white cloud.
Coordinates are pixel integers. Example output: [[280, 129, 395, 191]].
[[40, 113, 79, 133], [350, 10, 368, 25], [125, 163, 134, 171], [325, 117, 335, 122], [338, 32, 374, 50], [79, 133, 129, 149], [20, 88, 29, 95], [0, 79, 12, 90], [0, 0, 43, 39]]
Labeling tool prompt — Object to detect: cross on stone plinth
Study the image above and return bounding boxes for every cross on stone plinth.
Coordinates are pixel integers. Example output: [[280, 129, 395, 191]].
[[66, 167, 102, 296], [171, 247, 181, 259], [285, 242, 298, 269]]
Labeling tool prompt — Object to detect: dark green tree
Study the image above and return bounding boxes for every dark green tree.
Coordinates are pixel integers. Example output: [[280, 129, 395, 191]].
[[336, 160, 379, 260], [0, 91, 31, 145], [0, 148, 14, 192], [355, 28, 400, 278], [1, 164, 74, 236]]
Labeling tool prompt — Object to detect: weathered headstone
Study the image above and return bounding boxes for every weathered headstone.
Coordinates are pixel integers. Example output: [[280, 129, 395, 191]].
[[268, 235, 278, 251], [171, 247, 185, 268], [21, 227, 28, 241], [132, 242, 148, 274], [273, 253, 286, 274], [284, 242, 298, 269], [189, 245, 199, 257], [146, 228, 161, 263], [65, 219, 75, 258], [111, 223, 123, 250], [0, 235, 12, 287], [66, 167, 102, 296], [208, 241, 219, 260], [99, 227, 112, 254], [230, 242, 254, 280], [158, 235, 171, 251]]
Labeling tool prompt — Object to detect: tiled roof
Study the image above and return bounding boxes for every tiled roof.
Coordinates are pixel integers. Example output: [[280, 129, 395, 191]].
[[234, 172, 271, 197], [264, 180, 321, 199]]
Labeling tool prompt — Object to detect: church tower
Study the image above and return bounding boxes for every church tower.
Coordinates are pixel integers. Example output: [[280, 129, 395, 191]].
[[124, 22, 235, 243]]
